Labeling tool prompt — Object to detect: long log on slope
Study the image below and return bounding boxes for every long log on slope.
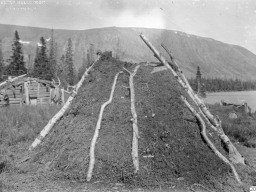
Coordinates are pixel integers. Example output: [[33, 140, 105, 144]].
[[87, 71, 122, 181], [123, 65, 141, 173], [29, 57, 99, 150], [161, 43, 244, 164], [139, 34, 244, 165], [0, 74, 27, 90], [181, 96, 242, 184]]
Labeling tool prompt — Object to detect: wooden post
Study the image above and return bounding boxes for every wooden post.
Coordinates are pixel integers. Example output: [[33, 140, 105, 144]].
[[37, 82, 40, 104], [55, 86, 60, 104], [61, 88, 65, 105], [24, 82, 29, 105], [50, 88, 53, 104]]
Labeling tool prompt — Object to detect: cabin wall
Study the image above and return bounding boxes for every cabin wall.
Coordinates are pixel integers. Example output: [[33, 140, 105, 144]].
[[0, 78, 71, 106]]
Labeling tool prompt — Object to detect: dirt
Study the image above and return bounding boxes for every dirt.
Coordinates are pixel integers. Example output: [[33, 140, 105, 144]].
[[3, 58, 256, 191]]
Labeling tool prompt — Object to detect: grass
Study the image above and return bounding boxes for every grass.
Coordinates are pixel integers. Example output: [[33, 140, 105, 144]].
[[0, 105, 60, 146], [208, 103, 256, 148], [0, 105, 61, 172]]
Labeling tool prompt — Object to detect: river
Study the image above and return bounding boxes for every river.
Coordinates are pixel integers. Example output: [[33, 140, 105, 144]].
[[204, 91, 256, 112]]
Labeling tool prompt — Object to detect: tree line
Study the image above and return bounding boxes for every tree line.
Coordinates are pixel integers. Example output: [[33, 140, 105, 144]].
[[188, 66, 256, 92], [0, 30, 96, 88]]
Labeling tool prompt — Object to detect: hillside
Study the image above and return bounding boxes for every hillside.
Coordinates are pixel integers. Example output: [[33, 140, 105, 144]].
[[1, 24, 256, 80]]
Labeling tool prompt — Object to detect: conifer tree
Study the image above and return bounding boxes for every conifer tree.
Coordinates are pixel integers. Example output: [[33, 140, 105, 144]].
[[7, 31, 27, 76], [48, 29, 57, 79], [77, 51, 87, 80], [196, 66, 202, 94], [0, 40, 4, 80], [33, 37, 52, 80], [196, 66, 206, 97], [65, 38, 75, 85], [57, 54, 69, 88]]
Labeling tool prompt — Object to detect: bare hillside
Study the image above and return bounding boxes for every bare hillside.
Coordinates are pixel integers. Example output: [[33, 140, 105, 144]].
[[1, 24, 256, 80]]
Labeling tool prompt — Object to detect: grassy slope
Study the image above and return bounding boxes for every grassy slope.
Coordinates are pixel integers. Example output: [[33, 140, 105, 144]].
[[0, 105, 61, 191]]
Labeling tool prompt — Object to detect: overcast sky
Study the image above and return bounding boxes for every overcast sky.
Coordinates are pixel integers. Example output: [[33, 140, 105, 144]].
[[0, 0, 256, 54]]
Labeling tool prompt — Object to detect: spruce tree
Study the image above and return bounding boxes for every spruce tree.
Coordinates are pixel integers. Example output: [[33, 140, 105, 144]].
[[7, 31, 27, 76], [33, 37, 52, 80], [65, 38, 75, 85], [77, 51, 87, 81], [48, 29, 57, 79], [0, 40, 4, 80], [196, 66, 202, 94], [196, 66, 206, 97]]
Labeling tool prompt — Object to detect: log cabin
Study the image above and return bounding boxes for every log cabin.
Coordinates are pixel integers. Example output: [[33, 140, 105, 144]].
[[0, 77, 70, 106]]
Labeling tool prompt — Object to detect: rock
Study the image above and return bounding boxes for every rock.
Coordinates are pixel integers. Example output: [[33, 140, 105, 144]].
[[229, 112, 238, 119]]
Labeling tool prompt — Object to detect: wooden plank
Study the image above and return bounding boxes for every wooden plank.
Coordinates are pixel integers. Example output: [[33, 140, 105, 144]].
[[9, 98, 22, 101], [38, 96, 50, 99], [38, 94, 50, 97]]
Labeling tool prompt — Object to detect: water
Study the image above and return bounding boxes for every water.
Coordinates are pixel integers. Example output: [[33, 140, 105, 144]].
[[204, 91, 256, 112]]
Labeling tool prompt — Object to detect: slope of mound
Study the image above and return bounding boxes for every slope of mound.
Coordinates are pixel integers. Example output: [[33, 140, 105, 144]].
[[28, 58, 234, 190]]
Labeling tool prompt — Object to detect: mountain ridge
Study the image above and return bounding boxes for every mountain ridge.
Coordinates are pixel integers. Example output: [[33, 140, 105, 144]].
[[0, 24, 256, 80]]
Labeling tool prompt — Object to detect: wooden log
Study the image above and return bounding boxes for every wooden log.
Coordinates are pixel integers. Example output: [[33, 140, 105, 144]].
[[123, 65, 140, 173], [37, 83, 40, 99], [50, 88, 53, 103], [181, 96, 242, 184], [29, 56, 100, 150], [87, 71, 122, 182], [9, 98, 22, 105], [24, 82, 29, 104], [140, 34, 244, 165], [0, 74, 27, 89], [161, 43, 244, 164], [61, 88, 65, 104]]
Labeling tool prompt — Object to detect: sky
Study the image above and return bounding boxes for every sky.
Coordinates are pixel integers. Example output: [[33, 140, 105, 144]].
[[0, 0, 256, 54]]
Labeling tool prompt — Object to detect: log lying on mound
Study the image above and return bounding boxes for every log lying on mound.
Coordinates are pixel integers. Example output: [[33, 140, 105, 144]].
[[123, 65, 141, 174], [29, 57, 99, 150], [87, 71, 123, 181], [30, 58, 134, 182], [140, 34, 244, 166], [28, 58, 238, 191]]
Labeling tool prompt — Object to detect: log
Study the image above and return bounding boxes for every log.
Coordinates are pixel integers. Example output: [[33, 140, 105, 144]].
[[29, 56, 100, 150], [181, 96, 242, 184], [37, 83, 40, 99], [87, 71, 122, 181], [140, 34, 244, 165], [0, 74, 27, 89], [61, 88, 65, 104], [123, 65, 140, 173], [24, 82, 29, 104]]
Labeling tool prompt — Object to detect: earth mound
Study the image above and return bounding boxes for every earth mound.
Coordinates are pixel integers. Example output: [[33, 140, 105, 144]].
[[28, 58, 235, 190]]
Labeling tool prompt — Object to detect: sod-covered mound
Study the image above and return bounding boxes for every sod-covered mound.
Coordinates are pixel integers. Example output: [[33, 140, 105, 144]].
[[29, 58, 232, 190]]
